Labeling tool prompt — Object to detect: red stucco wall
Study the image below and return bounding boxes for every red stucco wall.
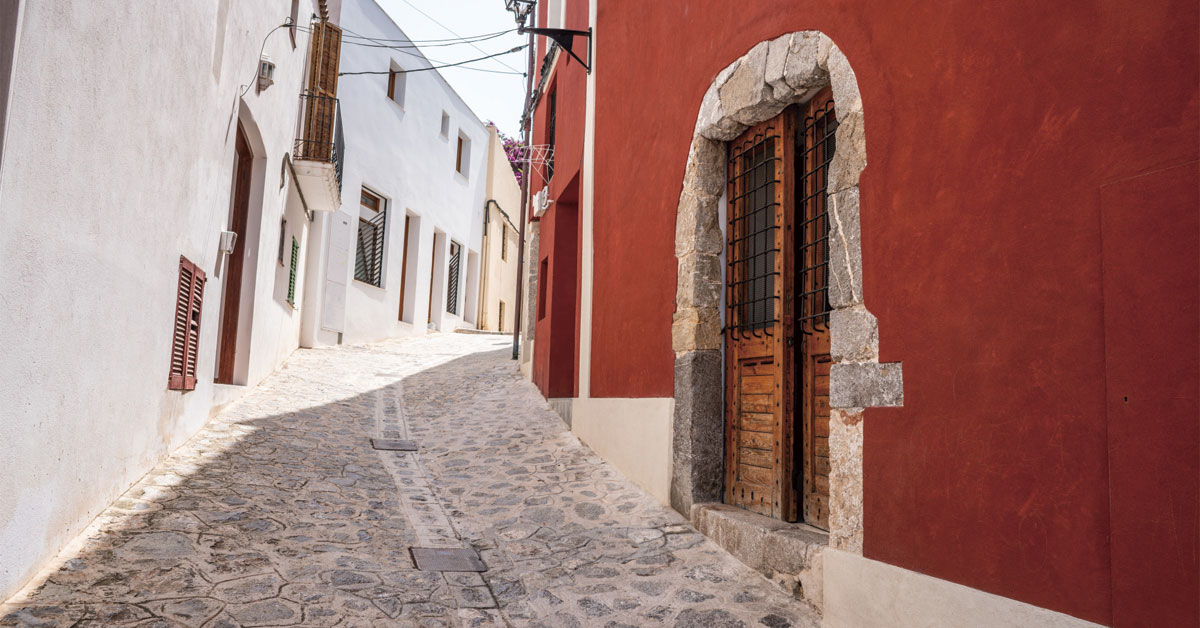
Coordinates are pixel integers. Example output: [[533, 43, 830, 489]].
[[529, 0, 589, 399], [590, 1, 1198, 625]]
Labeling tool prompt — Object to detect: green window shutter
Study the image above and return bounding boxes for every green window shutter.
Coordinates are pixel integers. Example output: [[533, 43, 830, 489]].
[[287, 237, 299, 306]]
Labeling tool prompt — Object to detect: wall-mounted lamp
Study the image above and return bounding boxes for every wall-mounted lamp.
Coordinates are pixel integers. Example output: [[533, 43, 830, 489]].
[[503, 0, 535, 25], [219, 230, 238, 255], [257, 55, 276, 92]]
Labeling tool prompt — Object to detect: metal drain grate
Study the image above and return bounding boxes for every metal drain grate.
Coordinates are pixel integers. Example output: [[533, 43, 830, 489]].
[[370, 438, 418, 451], [411, 547, 487, 572]]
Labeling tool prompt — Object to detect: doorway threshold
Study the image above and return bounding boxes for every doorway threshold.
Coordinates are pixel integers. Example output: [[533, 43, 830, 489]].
[[691, 503, 827, 615]]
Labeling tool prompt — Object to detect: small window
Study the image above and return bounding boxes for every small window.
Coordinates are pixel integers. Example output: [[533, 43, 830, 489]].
[[168, 256, 207, 391], [360, 189, 381, 212], [498, 300, 506, 330], [386, 63, 406, 107], [287, 237, 299, 306], [501, 223, 508, 261], [440, 112, 450, 137], [446, 241, 462, 314], [355, 190, 386, 287], [455, 135, 471, 176]]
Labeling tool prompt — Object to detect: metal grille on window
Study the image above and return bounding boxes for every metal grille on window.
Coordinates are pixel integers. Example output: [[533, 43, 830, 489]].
[[446, 243, 461, 314], [798, 101, 837, 335], [287, 237, 299, 306], [355, 210, 386, 287], [727, 125, 783, 338]]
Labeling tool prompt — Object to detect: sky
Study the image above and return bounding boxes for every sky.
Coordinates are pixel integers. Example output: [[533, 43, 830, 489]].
[[375, 0, 529, 138]]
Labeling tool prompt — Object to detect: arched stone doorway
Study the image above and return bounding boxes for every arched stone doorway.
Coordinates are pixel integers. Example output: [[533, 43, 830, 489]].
[[670, 31, 902, 553]]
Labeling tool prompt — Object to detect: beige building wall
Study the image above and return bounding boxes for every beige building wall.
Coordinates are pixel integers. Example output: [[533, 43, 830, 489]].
[[478, 124, 521, 332]]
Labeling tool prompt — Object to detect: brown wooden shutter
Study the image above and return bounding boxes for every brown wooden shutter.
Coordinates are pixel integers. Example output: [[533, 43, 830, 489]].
[[302, 20, 341, 162], [168, 256, 206, 391], [307, 20, 341, 98]]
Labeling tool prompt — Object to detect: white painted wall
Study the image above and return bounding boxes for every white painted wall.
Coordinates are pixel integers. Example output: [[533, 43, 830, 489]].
[[304, 0, 488, 346], [0, 0, 326, 601]]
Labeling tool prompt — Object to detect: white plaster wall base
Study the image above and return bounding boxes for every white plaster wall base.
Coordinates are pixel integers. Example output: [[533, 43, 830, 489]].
[[823, 550, 1105, 628], [571, 398, 674, 506]]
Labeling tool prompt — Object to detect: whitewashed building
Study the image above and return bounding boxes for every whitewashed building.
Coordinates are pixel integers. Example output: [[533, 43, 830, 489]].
[[0, 0, 345, 601], [478, 124, 522, 333], [301, 0, 490, 347]]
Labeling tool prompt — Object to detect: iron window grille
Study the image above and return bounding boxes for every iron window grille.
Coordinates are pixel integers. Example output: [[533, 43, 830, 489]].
[[727, 124, 784, 338], [295, 92, 345, 195], [287, 236, 299, 306], [446, 242, 461, 314], [355, 210, 386, 287], [797, 100, 837, 335]]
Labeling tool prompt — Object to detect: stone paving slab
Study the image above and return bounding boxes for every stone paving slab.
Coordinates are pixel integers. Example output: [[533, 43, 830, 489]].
[[1, 333, 820, 627]]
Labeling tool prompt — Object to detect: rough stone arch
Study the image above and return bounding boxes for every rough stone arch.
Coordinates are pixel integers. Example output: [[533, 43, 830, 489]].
[[670, 31, 902, 553]]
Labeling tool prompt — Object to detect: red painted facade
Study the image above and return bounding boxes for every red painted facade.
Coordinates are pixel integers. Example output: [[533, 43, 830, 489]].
[[526, 0, 1198, 625], [529, 0, 588, 399]]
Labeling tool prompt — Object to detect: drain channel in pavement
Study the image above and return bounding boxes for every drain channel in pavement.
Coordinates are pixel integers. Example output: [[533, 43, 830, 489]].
[[410, 547, 488, 572], [370, 437, 418, 451]]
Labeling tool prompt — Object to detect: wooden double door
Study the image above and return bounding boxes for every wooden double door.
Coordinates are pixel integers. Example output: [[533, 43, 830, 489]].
[[724, 90, 836, 527]]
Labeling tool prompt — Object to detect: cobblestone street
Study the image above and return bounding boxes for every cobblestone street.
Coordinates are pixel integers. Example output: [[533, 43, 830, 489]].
[[1, 334, 819, 628]]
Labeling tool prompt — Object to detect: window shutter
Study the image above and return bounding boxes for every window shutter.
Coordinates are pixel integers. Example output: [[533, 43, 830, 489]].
[[302, 20, 341, 163], [446, 243, 461, 315], [169, 256, 206, 391], [372, 210, 386, 285], [287, 237, 299, 306], [307, 20, 341, 98]]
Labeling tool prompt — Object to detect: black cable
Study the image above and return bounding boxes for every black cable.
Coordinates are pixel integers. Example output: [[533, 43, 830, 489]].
[[339, 45, 528, 77], [303, 25, 519, 73], [393, 0, 523, 74], [343, 27, 516, 44], [296, 25, 515, 48]]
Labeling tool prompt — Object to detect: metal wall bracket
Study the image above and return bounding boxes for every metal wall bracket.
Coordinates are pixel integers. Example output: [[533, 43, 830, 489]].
[[520, 26, 592, 73]]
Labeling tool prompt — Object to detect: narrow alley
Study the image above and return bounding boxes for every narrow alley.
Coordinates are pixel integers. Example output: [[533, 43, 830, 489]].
[[0, 334, 818, 628]]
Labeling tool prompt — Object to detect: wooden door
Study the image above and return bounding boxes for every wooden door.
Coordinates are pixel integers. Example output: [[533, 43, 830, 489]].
[[796, 89, 836, 529], [725, 112, 797, 519], [216, 124, 252, 384], [398, 215, 410, 320], [427, 240, 437, 324]]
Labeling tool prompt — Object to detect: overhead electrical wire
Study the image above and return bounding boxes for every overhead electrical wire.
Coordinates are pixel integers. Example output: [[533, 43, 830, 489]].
[[318, 22, 527, 77], [339, 45, 528, 76], [335, 36, 527, 75], [296, 25, 515, 49], [393, 0, 524, 74], [342, 27, 515, 44]]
